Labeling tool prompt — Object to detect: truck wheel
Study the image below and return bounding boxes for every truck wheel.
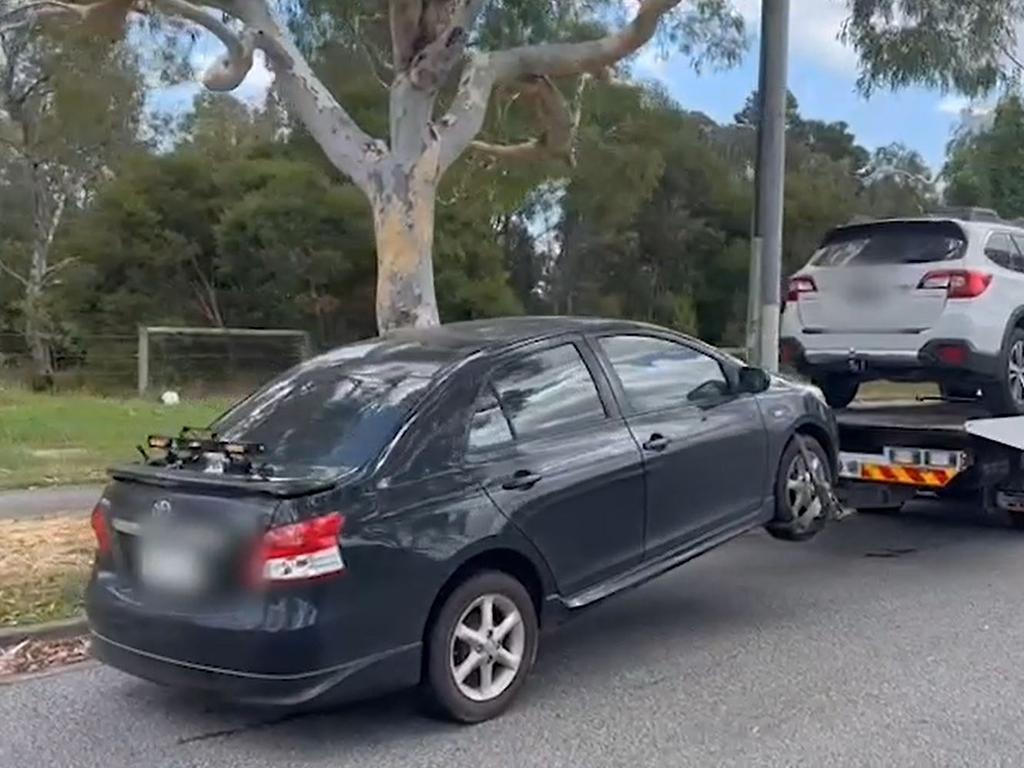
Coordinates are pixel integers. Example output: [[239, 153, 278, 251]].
[[423, 571, 538, 724], [766, 436, 830, 542], [982, 329, 1024, 416], [814, 374, 859, 409]]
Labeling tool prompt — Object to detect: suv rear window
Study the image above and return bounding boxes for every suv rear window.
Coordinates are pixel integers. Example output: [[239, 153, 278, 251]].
[[212, 365, 430, 470], [810, 221, 966, 267]]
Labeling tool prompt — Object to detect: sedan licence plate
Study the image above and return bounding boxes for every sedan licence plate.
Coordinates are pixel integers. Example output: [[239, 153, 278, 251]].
[[139, 540, 208, 594]]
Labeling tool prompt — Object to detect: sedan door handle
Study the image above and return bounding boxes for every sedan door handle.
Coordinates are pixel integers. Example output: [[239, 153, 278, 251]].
[[502, 470, 542, 491], [642, 433, 670, 453]]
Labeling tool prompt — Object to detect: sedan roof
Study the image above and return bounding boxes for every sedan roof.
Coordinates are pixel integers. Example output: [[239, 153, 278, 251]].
[[304, 316, 675, 380]]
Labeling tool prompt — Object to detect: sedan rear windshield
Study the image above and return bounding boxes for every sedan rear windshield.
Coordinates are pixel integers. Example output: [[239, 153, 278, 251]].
[[810, 221, 967, 267], [211, 366, 431, 471]]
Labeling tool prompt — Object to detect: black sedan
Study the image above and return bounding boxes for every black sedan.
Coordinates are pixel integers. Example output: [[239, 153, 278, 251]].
[[87, 317, 838, 723]]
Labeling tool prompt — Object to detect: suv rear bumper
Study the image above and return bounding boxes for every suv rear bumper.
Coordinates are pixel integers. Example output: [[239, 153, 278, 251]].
[[782, 337, 1001, 382]]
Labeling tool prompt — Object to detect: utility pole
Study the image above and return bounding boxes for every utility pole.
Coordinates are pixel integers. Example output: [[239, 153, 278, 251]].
[[748, 0, 790, 371]]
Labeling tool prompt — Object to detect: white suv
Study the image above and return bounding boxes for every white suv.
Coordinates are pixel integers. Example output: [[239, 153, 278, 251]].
[[780, 209, 1024, 414]]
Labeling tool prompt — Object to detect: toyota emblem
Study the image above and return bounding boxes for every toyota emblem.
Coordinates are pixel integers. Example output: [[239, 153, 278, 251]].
[[152, 499, 173, 518]]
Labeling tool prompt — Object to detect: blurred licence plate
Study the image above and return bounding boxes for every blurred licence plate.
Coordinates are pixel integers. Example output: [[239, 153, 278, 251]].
[[139, 540, 207, 594]]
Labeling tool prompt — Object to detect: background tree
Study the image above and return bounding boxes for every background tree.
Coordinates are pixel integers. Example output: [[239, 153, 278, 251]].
[[0, 26, 142, 386], [842, 0, 1024, 97], [4, 0, 746, 333], [944, 95, 1024, 218]]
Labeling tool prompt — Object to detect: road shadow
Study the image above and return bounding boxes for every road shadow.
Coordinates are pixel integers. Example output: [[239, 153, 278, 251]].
[[132, 586, 787, 755], [122, 499, 1024, 756]]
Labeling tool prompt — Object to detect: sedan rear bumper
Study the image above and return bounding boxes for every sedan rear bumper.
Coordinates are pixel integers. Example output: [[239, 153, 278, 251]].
[[91, 630, 421, 707]]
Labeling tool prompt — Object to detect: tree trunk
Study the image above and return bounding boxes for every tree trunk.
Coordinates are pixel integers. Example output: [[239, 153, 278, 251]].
[[25, 166, 63, 388], [371, 152, 442, 334], [24, 271, 53, 389]]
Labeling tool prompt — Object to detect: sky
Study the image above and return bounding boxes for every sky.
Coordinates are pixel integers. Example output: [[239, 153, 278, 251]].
[[634, 0, 990, 174], [148, 0, 991, 175]]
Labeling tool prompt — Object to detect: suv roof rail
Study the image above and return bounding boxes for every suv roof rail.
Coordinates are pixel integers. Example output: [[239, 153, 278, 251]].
[[927, 206, 1003, 222]]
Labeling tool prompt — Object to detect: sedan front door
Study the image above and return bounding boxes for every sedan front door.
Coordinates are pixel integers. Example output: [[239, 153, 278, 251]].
[[593, 334, 768, 559]]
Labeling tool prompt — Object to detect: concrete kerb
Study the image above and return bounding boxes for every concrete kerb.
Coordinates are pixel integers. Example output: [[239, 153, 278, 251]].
[[0, 615, 88, 648]]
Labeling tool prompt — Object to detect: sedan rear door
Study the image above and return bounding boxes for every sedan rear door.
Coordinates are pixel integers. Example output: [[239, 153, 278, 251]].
[[592, 334, 768, 559], [464, 339, 646, 597]]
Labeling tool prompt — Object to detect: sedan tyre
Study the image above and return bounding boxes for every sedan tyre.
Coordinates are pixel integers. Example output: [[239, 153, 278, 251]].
[[766, 436, 830, 542], [424, 571, 538, 724]]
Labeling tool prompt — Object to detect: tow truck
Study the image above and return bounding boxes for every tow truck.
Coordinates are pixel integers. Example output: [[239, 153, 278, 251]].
[[833, 399, 1024, 525]]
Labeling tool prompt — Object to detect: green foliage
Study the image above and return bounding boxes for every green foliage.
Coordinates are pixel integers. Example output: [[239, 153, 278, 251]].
[[944, 95, 1024, 218], [842, 0, 1022, 96]]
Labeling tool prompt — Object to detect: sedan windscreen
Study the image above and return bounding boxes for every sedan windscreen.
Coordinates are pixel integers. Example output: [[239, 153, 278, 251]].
[[212, 367, 430, 470], [810, 221, 967, 267]]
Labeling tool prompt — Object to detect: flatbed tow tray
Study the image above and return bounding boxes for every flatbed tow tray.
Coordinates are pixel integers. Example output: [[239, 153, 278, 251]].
[[834, 400, 1024, 511]]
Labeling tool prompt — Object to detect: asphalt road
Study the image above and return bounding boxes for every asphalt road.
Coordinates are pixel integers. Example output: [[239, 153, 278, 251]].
[[0, 484, 102, 520], [4, 502, 1024, 768]]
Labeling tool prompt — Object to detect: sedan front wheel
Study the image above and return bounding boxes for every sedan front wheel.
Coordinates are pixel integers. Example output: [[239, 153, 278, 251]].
[[766, 436, 830, 542]]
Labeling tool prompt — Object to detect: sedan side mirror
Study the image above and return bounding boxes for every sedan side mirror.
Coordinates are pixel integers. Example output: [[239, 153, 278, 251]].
[[737, 366, 771, 395]]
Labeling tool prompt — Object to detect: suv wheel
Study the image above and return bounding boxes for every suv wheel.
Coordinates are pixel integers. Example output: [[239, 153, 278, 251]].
[[767, 436, 830, 542], [424, 571, 538, 723], [814, 374, 859, 409], [983, 329, 1024, 416]]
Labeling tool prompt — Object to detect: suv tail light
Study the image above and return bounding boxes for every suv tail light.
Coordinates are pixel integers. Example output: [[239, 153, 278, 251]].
[[91, 503, 112, 555], [918, 270, 992, 299], [787, 276, 817, 302], [253, 512, 346, 584]]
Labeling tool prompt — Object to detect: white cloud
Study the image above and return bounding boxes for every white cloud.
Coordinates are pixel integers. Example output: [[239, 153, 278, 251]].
[[734, 0, 857, 75], [937, 95, 971, 115], [632, 0, 857, 84]]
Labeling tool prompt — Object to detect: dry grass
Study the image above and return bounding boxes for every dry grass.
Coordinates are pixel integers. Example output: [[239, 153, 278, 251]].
[[0, 516, 94, 627], [859, 382, 940, 401]]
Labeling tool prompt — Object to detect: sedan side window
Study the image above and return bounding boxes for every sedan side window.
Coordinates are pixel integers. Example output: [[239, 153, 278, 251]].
[[599, 335, 728, 413], [468, 387, 514, 451], [468, 344, 606, 450]]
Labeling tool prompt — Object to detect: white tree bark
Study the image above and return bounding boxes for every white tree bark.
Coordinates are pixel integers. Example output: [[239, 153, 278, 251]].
[[5, 0, 688, 334]]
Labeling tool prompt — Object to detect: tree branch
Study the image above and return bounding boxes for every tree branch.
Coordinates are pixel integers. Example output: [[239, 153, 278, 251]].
[[470, 74, 587, 166], [390, 0, 422, 70], [439, 0, 677, 172], [153, 0, 255, 91], [0, 255, 28, 287], [0, 0, 132, 34], [408, 0, 487, 90], [233, 0, 384, 191], [491, 0, 681, 81]]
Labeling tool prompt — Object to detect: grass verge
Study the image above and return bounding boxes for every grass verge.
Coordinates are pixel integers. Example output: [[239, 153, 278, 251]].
[[0, 388, 233, 490], [0, 516, 95, 627]]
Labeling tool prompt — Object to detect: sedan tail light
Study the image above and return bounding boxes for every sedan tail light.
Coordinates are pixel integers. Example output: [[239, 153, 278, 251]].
[[252, 512, 346, 584], [918, 270, 992, 299], [90, 503, 112, 555], [787, 276, 817, 302]]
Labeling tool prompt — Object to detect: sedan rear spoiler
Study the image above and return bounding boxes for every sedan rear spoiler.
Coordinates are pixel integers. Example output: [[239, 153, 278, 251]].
[[107, 463, 343, 498]]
